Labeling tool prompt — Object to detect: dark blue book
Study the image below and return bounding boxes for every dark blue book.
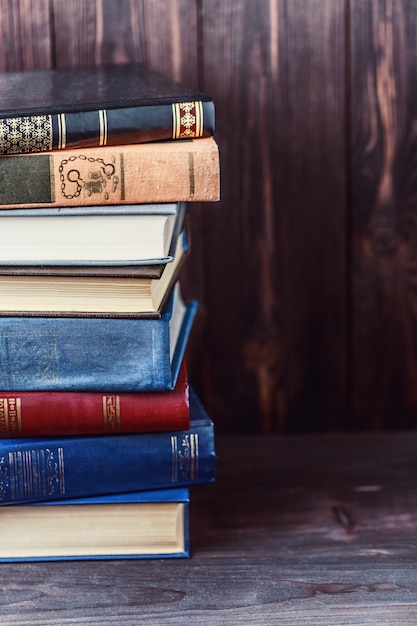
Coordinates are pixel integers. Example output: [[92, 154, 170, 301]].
[[0, 282, 196, 391], [0, 389, 215, 506], [0, 488, 190, 561], [0, 64, 214, 155]]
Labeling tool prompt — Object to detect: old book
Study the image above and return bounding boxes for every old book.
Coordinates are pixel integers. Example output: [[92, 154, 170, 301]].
[[0, 389, 215, 505], [0, 137, 220, 208], [0, 359, 190, 438], [0, 488, 190, 561], [0, 63, 214, 155], [0, 282, 196, 391], [0, 202, 186, 265], [0, 229, 188, 316]]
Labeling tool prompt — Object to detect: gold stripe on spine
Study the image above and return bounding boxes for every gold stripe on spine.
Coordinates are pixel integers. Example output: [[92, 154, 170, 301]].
[[57, 113, 66, 150], [195, 101, 203, 137], [99, 109, 108, 146], [172, 103, 180, 139]]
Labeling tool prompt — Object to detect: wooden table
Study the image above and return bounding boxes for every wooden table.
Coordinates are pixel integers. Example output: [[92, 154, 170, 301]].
[[3, 431, 417, 624]]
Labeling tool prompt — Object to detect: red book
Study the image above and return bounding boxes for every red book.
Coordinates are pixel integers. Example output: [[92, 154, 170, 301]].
[[0, 361, 189, 438]]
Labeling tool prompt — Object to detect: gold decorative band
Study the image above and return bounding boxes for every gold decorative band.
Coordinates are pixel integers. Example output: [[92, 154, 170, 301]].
[[172, 101, 204, 139], [102, 395, 121, 432], [57, 113, 66, 150], [99, 109, 108, 146], [0, 397, 22, 435]]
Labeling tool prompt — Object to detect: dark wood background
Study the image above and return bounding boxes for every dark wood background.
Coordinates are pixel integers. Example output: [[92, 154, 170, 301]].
[[1, 0, 415, 434]]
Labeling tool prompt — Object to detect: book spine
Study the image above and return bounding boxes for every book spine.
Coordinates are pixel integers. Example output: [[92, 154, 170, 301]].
[[0, 362, 189, 437], [0, 100, 215, 155], [0, 298, 197, 391], [0, 414, 215, 505], [0, 137, 219, 208]]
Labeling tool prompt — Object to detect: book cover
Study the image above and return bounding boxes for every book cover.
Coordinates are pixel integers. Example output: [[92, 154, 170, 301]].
[[0, 389, 215, 506], [0, 63, 214, 155], [0, 282, 197, 391], [0, 202, 186, 266], [0, 359, 190, 438], [0, 487, 190, 561], [0, 228, 189, 317], [0, 136, 220, 208]]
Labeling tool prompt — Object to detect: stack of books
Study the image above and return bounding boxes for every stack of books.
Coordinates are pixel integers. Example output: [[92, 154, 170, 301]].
[[0, 64, 219, 561]]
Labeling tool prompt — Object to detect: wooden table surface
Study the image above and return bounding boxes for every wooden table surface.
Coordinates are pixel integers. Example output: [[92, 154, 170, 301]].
[[2, 430, 417, 625]]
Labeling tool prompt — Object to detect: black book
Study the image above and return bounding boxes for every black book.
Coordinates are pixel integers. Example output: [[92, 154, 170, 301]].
[[0, 64, 215, 155]]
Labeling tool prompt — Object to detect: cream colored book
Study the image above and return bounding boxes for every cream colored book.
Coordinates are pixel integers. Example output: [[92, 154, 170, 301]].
[[0, 488, 189, 561], [0, 229, 188, 316], [0, 202, 185, 264]]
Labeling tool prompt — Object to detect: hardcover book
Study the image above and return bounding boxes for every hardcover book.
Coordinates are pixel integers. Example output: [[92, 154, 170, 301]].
[[0, 389, 215, 506], [0, 229, 188, 316], [0, 488, 190, 561], [0, 359, 190, 438], [0, 63, 214, 155], [0, 202, 186, 265], [0, 282, 196, 391], [0, 136, 220, 207]]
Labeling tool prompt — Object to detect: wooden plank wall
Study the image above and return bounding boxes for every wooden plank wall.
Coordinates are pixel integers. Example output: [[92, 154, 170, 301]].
[[0, 0, 415, 433]]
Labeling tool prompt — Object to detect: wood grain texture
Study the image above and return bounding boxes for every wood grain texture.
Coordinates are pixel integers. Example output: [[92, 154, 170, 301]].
[[350, 0, 417, 429], [2, 431, 417, 623], [0, 0, 51, 70], [51, 0, 199, 84], [199, 0, 347, 431]]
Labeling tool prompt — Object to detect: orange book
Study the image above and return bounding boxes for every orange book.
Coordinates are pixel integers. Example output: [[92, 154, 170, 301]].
[[0, 137, 219, 208]]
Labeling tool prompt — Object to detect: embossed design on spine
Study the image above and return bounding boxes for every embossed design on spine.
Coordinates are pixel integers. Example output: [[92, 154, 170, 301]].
[[0, 115, 53, 154], [59, 154, 120, 200], [0, 447, 65, 502], [102, 395, 121, 432], [171, 433, 199, 482], [0, 334, 58, 385], [0, 398, 22, 435], [172, 101, 203, 139]]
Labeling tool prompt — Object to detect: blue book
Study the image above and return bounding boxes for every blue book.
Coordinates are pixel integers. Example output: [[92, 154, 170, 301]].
[[0, 282, 196, 391], [0, 389, 215, 506], [0, 488, 190, 561]]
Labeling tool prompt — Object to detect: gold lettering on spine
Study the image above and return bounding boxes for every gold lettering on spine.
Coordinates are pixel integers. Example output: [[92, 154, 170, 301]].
[[0, 398, 22, 435], [190, 434, 199, 480], [0, 399, 5, 434], [58, 447, 65, 494], [99, 109, 108, 146], [102, 395, 121, 432], [57, 113, 66, 150]]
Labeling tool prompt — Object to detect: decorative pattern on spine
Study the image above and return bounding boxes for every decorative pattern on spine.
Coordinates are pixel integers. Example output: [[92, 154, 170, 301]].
[[0, 101, 208, 155]]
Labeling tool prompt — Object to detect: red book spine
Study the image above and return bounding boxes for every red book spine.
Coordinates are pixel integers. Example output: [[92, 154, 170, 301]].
[[0, 362, 189, 438]]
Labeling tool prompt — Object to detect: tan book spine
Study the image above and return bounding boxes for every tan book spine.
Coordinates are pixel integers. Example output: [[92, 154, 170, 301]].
[[0, 137, 219, 208]]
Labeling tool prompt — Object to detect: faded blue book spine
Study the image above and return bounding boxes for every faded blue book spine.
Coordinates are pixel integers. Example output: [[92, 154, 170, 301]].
[[0, 391, 215, 506], [0, 289, 197, 392]]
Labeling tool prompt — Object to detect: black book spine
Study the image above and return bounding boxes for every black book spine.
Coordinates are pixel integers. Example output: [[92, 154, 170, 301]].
[[0, 100, 215, 155]]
